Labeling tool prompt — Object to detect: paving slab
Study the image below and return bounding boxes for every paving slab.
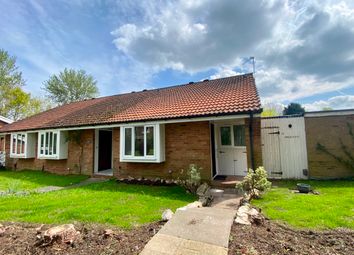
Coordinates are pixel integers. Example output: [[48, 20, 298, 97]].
[[140, 233, 228, 255], [211, 193, 242, 210], [159, 207, 236, 248]]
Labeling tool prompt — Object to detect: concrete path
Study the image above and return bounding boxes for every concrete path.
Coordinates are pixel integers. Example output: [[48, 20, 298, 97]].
[[141, 206, 236, 255]]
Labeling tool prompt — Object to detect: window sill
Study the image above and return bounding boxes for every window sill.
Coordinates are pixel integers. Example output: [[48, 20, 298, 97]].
[[120, 156, 164, 163], [38, 155, 64, 160], [10, 154, 31, 159]]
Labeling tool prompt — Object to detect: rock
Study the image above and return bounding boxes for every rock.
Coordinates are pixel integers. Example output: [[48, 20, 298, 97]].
[[43, 224, 80, 244], [235, 204, 264, 225], [235, 213, 251, 225], [198, 195, 213, 207], [104, 229, 114, 238], [161, 209, 174, 221], [196, 183, 210, 196], [176, 201, 203, 211], [0, 226, 5, 236], [35, 224, 44, 234]]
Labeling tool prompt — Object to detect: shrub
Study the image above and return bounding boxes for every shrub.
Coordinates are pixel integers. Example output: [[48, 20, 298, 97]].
[[177, 164, 202, 194], [236, 166, 271, 200]]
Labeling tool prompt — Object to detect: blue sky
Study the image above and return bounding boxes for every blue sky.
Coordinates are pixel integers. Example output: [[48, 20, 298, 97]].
[[0, 0, 353, 110]]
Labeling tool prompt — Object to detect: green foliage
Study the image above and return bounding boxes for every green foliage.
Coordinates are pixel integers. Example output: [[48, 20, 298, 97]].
[[0, 180, 195, 228], [0, 49, 47, 120], [261, 102, 283, 117], [236, 166, 271, 199], [316, 122, 354, 171], [283, 102, 305, 115], [322, 107, 333, 111], [261, 108, 278, 117], [252, 180, 354, 229], [44, 68, 99, 105], [178, 164, 202, 194]]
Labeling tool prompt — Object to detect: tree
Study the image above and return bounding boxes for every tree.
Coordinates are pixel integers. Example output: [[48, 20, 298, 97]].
[[283, 102, 305, 115], [0, 49, 46, 120], [322, 107, 333, 111], [261, 102, 283, 117], [43, 68, 99, 105]]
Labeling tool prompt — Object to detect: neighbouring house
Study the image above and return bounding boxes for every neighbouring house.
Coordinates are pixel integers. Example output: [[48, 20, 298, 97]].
[[0, 115, 13, 167], [0, 74, 263, 181]]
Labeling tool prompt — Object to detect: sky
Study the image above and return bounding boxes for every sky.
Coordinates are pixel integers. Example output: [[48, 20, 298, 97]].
[[0, 0, 353, 111]]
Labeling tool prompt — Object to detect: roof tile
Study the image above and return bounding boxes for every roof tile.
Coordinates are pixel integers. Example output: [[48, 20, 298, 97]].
[[0, 73, 261, 132]]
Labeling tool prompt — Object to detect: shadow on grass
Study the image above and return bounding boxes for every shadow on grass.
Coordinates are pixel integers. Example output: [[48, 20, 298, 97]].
[[0, 169, 89, 189], [270, 178, 354, 189], [76, 180, 196, 202]]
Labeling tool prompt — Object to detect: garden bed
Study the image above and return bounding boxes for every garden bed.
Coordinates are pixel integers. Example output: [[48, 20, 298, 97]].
[[229, 220, 354, 255], [0, 221, 164, 255]]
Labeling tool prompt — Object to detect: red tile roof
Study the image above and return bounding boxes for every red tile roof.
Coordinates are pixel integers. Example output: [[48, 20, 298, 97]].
[[0, 73, 261, 132]]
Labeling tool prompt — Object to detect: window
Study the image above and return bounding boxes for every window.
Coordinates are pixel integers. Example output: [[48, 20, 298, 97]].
[[10, 133, 26, 157], [219, 125, 246, 147], [10, 133, 35, 158], [233, 125, 245, 146], [120, 124, 164, 163], [220, 127, 232, 146], [39, 131, 58, 157], [37, 130, 68, 159]]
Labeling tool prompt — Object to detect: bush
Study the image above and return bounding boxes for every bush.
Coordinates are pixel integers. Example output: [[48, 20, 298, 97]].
[[236, 166, 271, 200], [177, 164, 202, 194]]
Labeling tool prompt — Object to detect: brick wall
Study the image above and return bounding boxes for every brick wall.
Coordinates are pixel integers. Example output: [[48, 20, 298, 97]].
[[245, 117, 262, 170], [305, 114, 354, 178], [112, 121, 212, 181], [5, 129, 94, 175]]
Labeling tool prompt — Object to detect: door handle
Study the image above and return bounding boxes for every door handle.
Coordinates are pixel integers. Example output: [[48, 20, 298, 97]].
[[219, 151, 225, 153]]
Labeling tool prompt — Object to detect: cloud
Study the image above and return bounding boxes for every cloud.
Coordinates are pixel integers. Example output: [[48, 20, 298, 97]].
[[303, 95, 354, 111], [112, 0, 284, 72], [111, 0, 354, 103]]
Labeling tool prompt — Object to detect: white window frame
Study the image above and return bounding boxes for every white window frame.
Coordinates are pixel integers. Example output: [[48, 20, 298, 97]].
[[120, 124, 163, 163], [10, 133, 27, 158], [37, 130, 60, 159]]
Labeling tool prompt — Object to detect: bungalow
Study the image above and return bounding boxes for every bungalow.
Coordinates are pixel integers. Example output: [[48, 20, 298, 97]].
[[0, 73, 262, 181]]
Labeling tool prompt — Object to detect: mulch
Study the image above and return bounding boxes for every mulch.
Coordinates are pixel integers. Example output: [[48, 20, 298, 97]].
[[229, 220, 354, 255], [0, 221, 164, 255]]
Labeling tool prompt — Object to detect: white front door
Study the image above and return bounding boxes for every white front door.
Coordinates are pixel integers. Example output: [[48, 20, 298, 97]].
[[216, 125, 248, 176]]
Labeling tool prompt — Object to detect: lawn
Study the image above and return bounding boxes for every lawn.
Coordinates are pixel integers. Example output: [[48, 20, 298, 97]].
[[0, 180, 196, 228], [252, 179, 354, 229], [0, 169, 88, 192]]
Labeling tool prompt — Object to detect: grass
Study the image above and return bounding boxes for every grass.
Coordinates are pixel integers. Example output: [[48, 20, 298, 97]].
[[252, 179, 354, 229], [0, 180, 196, 228], [0, 169, 88, 192]]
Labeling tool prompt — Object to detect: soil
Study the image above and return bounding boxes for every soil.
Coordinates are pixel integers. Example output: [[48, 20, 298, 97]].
[[0, 221, 164, 255], [229, 220, 354, 255]]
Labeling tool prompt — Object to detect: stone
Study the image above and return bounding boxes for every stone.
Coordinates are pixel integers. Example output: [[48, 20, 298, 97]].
[[196, 183, 210, 196], [235, 213, 251, 225], [161, 209, 174, 221], [43, 224, 80, 244], [177, 201, 203, 211], [35, 224, 44, 234], [199, 195, 213, 207], [0, 226, 5, 236], [235, 204, 264, 225], [104, 229, 114, 237]]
